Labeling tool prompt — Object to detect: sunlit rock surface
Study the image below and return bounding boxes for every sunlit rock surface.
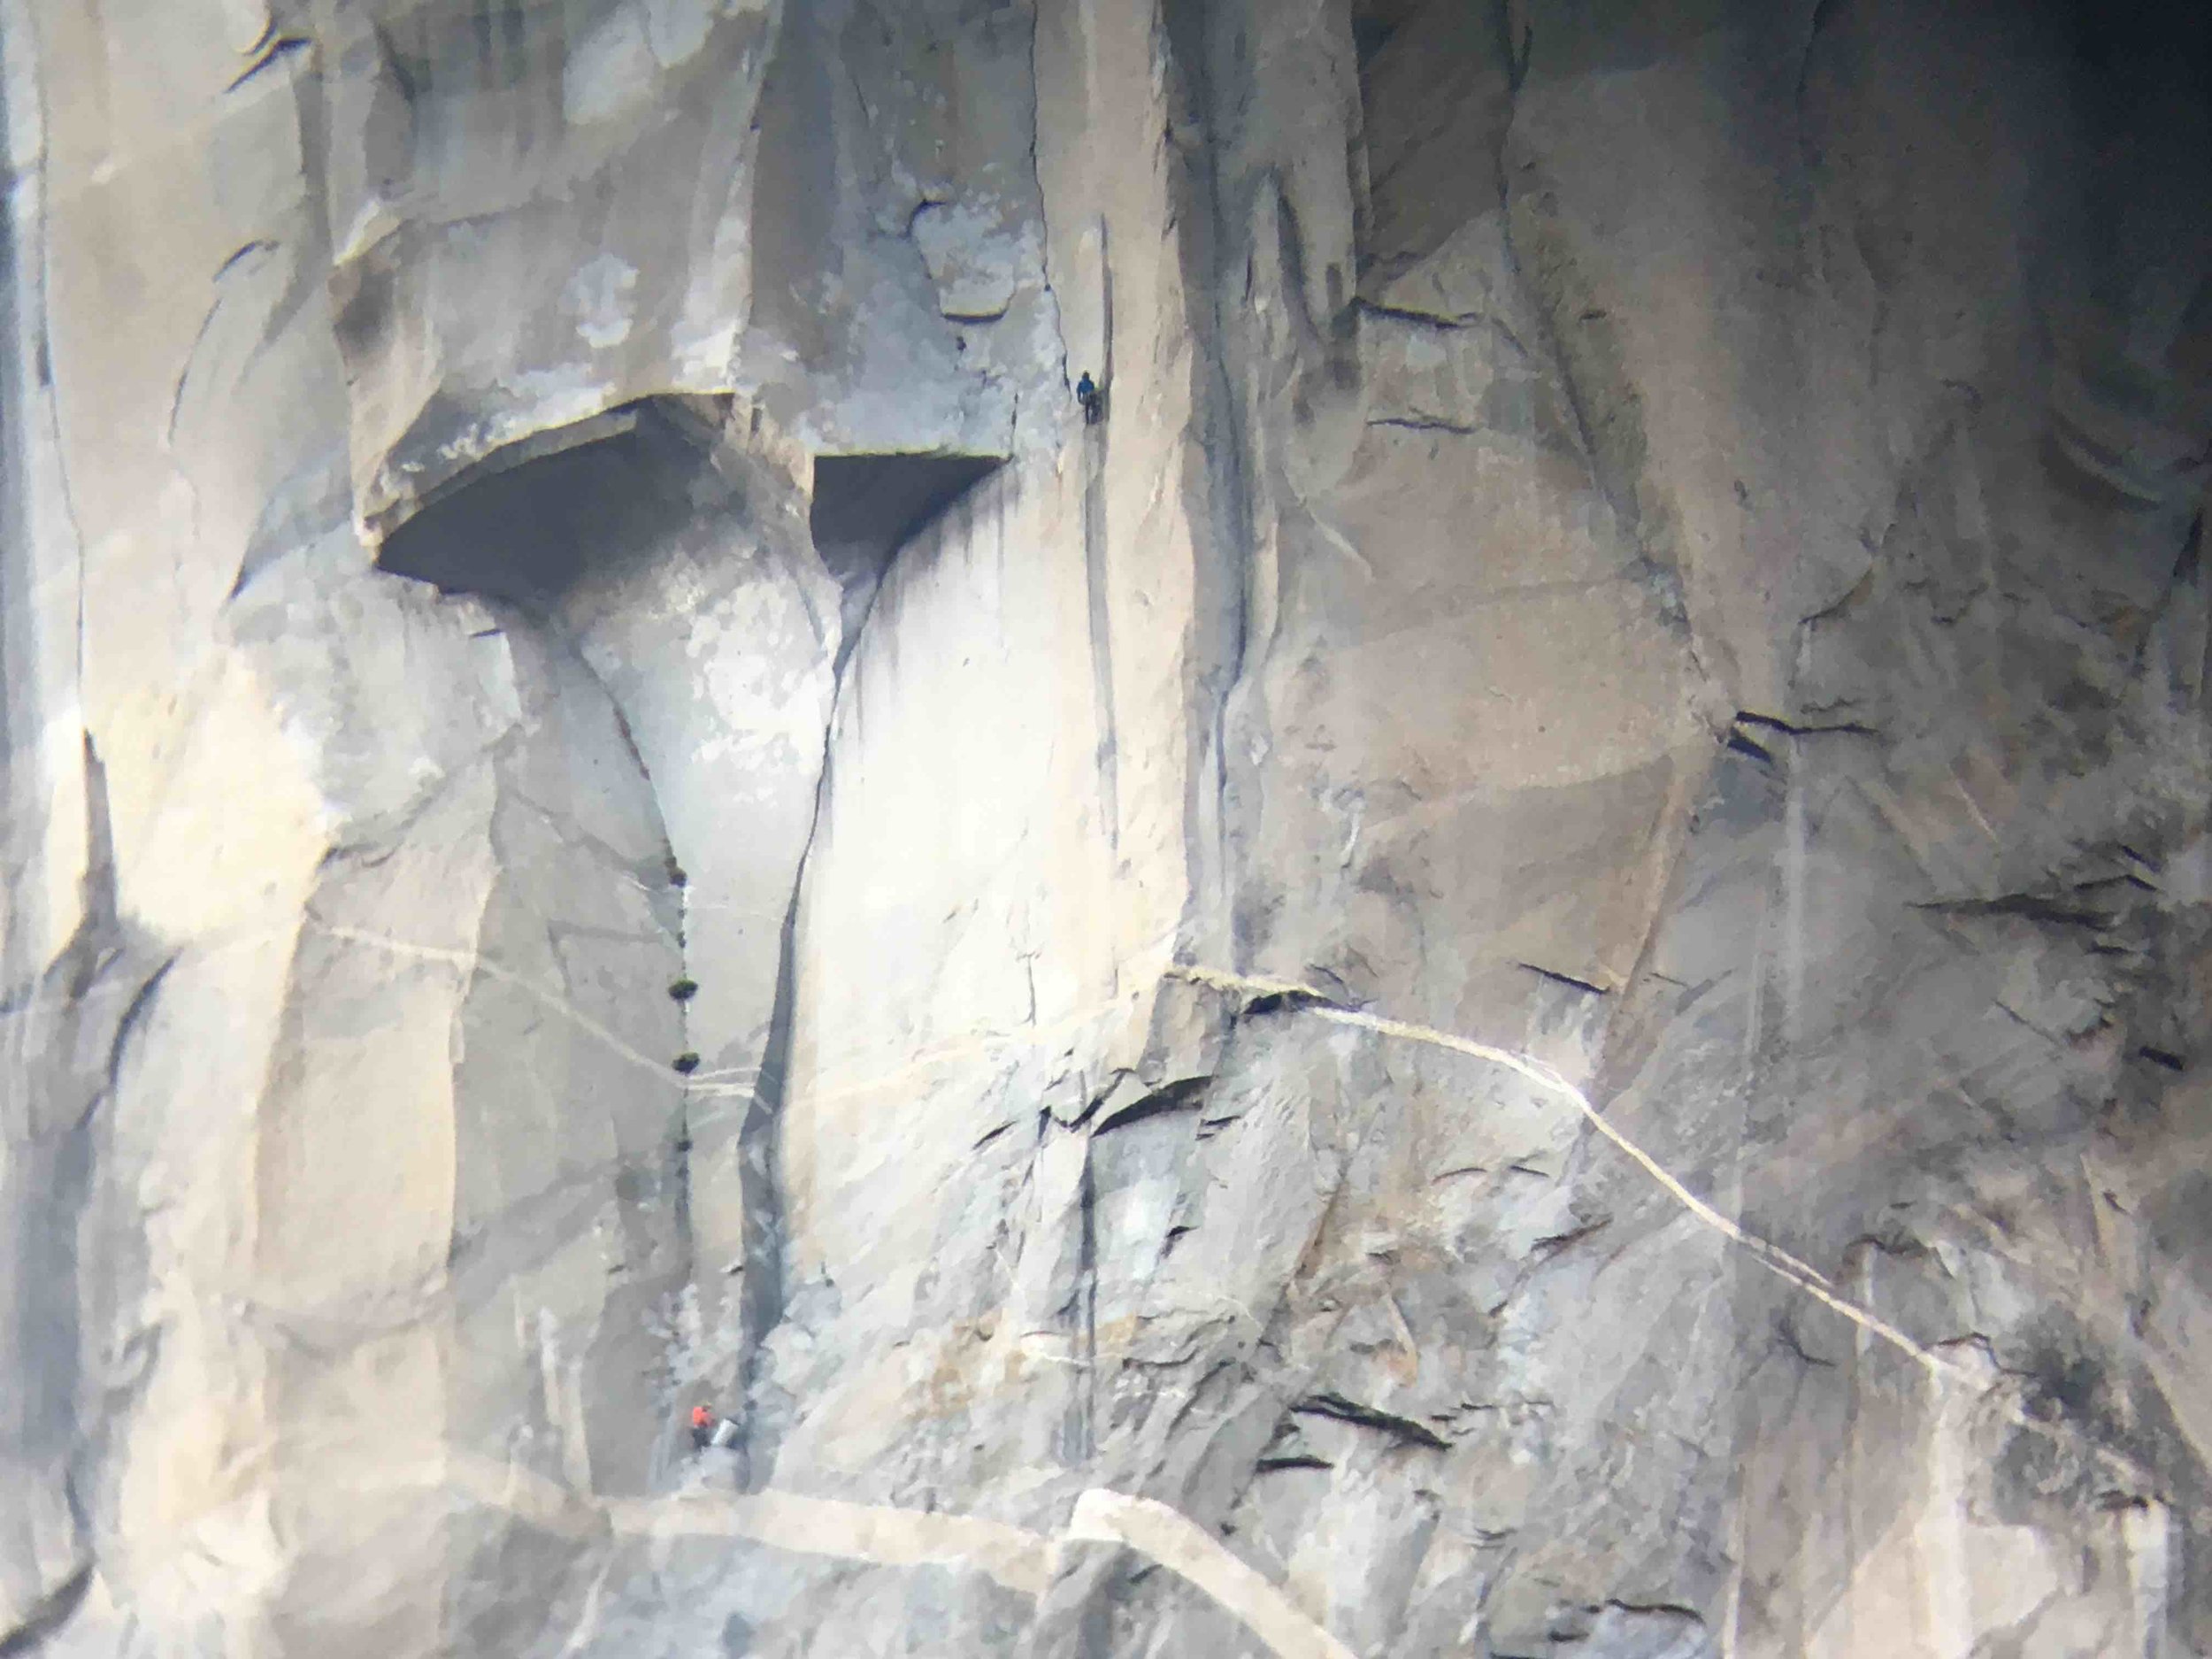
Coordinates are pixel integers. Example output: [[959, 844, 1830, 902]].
[[4, 1, 2209, 1655]]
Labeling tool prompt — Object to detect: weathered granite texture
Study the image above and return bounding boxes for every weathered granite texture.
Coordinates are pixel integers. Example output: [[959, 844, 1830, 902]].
[[4, 0, 2209, 1655]]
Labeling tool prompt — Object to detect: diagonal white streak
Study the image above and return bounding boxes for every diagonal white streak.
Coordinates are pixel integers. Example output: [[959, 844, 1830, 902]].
[[311, 924, 748, 1102], [425, 1454, 1357, 1656], [1167, 963, 2171, 1502], [232, 921, 2187, 1610], [1067, 1490, 1360, 1659], [605, 1490, 1056, 1598], [314, 923, 680, 1081]]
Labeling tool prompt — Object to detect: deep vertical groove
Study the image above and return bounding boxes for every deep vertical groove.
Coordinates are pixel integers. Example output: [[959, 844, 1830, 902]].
[[1081, 395, 1118, 856], [669, 871, 694, 1294], [1, 0, 92, 995], [1081, 219, 1120, 860], [727, 501, 901, 1488], [0, 8, 27, 992], [728, 863, 799, 1489], [1065, 1142, 1098, 1464], [0, 1562, 92, 1656], [1159, 0, 1259, 968]]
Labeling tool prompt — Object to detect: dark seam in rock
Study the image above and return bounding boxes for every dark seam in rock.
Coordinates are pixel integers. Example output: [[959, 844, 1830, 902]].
[[227, 35, 311, 95], [1293, 1392, 1450, 1451]]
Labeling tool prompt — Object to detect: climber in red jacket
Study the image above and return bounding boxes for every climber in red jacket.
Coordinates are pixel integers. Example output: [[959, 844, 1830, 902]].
[[690, 1402, 738, 1450]]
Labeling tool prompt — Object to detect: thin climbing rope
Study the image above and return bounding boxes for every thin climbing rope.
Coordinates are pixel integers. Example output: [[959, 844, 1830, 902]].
[[313, 924, 763, 1097]]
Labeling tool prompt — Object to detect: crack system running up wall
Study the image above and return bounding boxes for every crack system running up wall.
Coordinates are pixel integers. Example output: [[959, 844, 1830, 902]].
[[372, 398, 741, 1471], [371, 403, 1009, 1489]]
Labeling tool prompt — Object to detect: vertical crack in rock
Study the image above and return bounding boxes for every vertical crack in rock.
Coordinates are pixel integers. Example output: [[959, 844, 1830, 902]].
[[729, 449, 1004, 1484], [1793, 0, 1847, 171], [0, 3, 94, 980], [726, 836, 801, 1491], [655, 716, 698, 1312], [3, 733, 169, 1650], [0, 23, 31, 926], [718, 535, 854, 1484], [375, 401, 1012, 1495], [1064, 1134, 1099, 1466], [1160, 0, 1258, 961], [1488, 4, 1700, 672], [1080, 367, 1119, 856], [0, 1561, 91, 1656], [371, 403, 726, 1509], [1025, 8, 1068, 390]]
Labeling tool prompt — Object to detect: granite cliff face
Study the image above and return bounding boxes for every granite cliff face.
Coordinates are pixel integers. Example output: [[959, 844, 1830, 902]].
[[4, 1, 2210, 1655]]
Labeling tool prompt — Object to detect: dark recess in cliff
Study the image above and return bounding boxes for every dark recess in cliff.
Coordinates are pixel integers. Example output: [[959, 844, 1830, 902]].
[[808, 453, 1002, 593], [375, 412, 1004, 637], [373, 399, 727, 607]]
